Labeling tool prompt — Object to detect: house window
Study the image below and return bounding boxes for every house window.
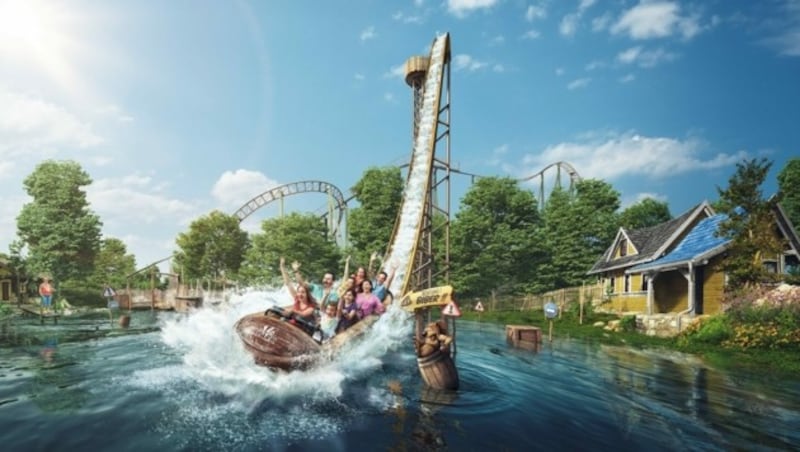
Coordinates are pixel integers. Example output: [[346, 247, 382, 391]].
[[609, 277, 615, 294], [619, 238, 627, 257], [641, 274, 648, 291], [624, 275, 631, 293], [762, 260, 778, 274]]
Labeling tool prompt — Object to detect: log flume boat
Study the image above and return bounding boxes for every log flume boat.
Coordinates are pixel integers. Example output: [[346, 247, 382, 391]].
[[234, 307, 378, 371]]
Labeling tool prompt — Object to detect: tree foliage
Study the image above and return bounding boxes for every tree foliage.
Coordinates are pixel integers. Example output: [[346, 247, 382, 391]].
[[16, 160, 102, 284], [540, 180, 621, 290], [449, 177, 546, 297], [240, 213, 341, 286], [347, 166, 403, 266], [619, 198, 672, 230], [88, 237, 137, 290], [716, 158, 783, 288], [777, 158, 800, 231], [174, 210, 250, 282]]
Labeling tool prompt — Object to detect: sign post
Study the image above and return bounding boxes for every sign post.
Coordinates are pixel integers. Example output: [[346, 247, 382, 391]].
[[544, 301, 558, 342], [474, 301, 484, 322]]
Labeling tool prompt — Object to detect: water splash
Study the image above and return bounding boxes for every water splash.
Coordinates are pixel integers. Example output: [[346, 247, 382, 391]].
[[152, 287, 415, 404]]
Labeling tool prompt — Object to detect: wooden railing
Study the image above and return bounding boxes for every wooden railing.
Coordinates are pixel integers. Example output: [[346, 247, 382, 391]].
[[462, 283, 606, 312]]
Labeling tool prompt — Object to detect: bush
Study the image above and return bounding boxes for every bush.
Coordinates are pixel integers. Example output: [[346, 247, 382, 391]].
[[692, 316, 733, 345], [620, 315, 637, 333]]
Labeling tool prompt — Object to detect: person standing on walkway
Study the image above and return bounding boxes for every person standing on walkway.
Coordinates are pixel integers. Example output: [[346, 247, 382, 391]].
[[39, 278, 54, 313]]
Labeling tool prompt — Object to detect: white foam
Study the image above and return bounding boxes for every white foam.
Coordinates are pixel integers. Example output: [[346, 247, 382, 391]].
[[386, 34, 448, 297], [146, 287, 413, 404]]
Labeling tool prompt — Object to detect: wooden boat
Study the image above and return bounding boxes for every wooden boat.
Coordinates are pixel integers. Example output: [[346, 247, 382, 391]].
[[234, 307, 378, 371]]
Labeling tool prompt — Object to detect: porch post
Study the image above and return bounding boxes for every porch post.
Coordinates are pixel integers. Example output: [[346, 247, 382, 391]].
[[646, 273, 656, 315]]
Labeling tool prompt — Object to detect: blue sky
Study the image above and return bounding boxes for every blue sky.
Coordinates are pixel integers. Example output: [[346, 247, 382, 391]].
[[0, 0, 798, 270]]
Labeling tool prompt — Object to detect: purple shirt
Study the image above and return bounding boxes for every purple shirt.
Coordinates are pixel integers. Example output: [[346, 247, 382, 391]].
[[356, 293, 385, 317]]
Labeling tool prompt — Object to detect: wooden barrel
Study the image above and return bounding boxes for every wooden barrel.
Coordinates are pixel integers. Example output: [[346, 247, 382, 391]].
[[118, 315, 131, 328], [417, 349, 459, 390]]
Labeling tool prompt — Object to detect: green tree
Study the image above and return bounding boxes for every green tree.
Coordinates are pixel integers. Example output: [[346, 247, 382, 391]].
[[540, 180, 620, 290], [619, 198, 672, 230], [347, 166, 404, 266], [777, 158, 800, 231], [89, 237, 137, 290], [716, 158, 783, 288], [16, 160, 102, 285], [174, 210, 250, 282], [240, 213, 341, 286], [450, 177, 546, 297]]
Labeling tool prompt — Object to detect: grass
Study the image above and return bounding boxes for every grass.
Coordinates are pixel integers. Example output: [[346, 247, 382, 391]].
[[462, 310, 800, 376]]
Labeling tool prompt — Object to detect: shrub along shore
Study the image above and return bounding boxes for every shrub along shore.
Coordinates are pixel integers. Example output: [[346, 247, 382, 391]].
[[459, 300, 800, 376]]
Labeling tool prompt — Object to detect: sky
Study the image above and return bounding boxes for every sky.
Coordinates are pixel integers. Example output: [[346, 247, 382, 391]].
[[0, 0, 798, 271]]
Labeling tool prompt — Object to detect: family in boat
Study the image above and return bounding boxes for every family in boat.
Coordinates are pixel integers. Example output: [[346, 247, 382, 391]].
[[277, 253, 396, 342], [233, 254, 398, 370]]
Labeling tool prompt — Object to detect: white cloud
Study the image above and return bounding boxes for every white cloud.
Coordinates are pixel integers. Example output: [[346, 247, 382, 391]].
[[447, 0, 499, 18], [0, 89, 104, 157], [555, 67, 565, 76], [619, 73, 636, 83], [487, 143, 509, 166], [95, 104, 134, 123], [617, 46, 678, 68], [763, 1, 800, 56], [384, 92, 395, 102], [88, 177, 199, 225], [392, 11, 424, 24], [489, 35, 505, 45], [354, 73, 365, 81], [516, 131, 748, 181], [621, 191, 669, 209], [567, 77, 591, 90], [359, 26, 377, 41], [585, 60, 605, 71], [592, 12, 613, 32], [560, 14, 580, 37], [526, 4, 547, 22], [211, 169, 279, 208], [611, 1, 703, 41], [559, 0, 596, 37], [383, 64, 406, 79], [453, 54, 488, 71], [492, 64, 505, 73], [521, 29, 541, 40]]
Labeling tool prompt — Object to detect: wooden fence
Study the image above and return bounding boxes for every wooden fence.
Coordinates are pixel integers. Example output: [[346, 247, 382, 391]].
[[462, 283, 606, 313]]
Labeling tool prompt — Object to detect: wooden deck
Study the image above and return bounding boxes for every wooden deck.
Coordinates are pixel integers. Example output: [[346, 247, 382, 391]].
[[19, 305, 61, 324]]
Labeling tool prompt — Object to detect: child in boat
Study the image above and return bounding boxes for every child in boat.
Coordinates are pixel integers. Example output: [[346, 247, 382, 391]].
[[337, 288, 359, 332], [318, 301, 340, 341]]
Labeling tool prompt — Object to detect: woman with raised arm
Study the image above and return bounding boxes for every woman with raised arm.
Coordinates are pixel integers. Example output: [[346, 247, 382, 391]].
[[279, 257, 317, 322]]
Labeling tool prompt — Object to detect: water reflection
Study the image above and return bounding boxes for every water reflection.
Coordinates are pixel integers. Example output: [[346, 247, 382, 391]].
[[40, 336, 57, 363]]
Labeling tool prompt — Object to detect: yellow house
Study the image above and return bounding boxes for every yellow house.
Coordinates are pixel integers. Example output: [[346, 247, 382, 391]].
[[587, 202, 714, 313], [589, 201, 800, 316]]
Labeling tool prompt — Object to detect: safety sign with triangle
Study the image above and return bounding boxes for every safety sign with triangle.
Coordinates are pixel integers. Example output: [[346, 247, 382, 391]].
[[474, 301, 484, 312], [442, 301, 462, 317]]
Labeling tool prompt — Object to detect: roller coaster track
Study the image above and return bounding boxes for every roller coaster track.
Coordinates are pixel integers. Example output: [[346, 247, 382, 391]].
[[385, 33, 450, 299], [232, 180, 346, 236]]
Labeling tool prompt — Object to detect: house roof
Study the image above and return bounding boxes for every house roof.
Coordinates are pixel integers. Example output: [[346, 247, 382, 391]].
[[587, 202, 712, 275], [775, 202, 800, 255], [628, 214, 731, 273]]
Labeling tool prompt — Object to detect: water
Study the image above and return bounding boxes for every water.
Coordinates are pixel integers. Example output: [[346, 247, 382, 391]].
[[1, 289, 799, 451]]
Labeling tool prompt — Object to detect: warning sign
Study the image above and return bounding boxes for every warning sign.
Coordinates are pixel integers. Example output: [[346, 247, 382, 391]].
[[442, 301, 461, 317], [103, 286, 116, 298], [474, 301, 484, 312]]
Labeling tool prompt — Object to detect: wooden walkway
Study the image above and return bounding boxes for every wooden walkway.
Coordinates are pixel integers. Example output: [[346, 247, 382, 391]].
[[19, 305, 61, 325]]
